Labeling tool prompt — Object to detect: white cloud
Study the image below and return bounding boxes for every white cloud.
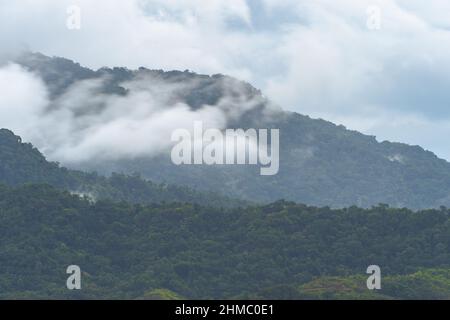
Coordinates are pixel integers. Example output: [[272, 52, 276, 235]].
[[0, 63, 269, 164], [0, 0, 255, 80], [0, 64, 48, 134], [1, 0, 450, 160]]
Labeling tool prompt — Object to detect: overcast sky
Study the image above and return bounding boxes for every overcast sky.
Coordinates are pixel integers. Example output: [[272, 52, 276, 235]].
[[1, 0, 450, 160]]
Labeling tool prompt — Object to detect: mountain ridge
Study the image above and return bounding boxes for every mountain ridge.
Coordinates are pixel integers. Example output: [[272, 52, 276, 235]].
[[0, 183, 449, 299], [0, 128, 247, 208], [9, 52, 450, 209]]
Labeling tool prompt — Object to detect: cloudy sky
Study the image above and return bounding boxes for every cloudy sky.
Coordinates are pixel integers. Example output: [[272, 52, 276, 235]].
[[1, 0, 450, 160]]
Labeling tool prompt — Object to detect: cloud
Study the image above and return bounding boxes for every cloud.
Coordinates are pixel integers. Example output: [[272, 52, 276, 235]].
[[259, 0, 450, 159], [0, 62, 269, 164], [1, 0, 450, 159], [0, 0, 255, 81], [0, 64, 48, 133]]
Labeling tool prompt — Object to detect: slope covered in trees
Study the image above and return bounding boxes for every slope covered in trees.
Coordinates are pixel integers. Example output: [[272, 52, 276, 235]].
[[0, 184, 449, 299], [242, 269, 450, 300], [0, 128, 245, 208], [15, 52, 450, 209]]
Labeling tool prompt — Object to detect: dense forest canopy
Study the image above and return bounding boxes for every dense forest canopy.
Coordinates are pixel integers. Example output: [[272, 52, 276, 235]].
[[1, 54, 450, 300], [0, 184, 449, 299]]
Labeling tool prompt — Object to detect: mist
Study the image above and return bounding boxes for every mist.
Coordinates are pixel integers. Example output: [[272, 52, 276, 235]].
[[0, 60, 268, 165]]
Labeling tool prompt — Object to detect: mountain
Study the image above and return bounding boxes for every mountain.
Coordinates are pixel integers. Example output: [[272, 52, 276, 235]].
[[0, 184, 449, 299], [0, 128, 245, 208], [13, 52, 450, 209]]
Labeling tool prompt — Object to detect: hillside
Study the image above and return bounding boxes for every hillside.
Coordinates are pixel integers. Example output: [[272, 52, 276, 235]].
[[295, 269, 450, 300], [243, 269, 450, 300], [0, 128, 244, 208], [0, 184, 449, 299], [14, 52, 450, 209]]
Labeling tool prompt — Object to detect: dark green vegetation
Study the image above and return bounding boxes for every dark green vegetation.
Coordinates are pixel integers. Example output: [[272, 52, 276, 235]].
[[3, 53, 449, 300], [245, 269, 450, 300], [0, 184, 449, 299], [0, 128, 245, 208], [16, 52, 450, 209]]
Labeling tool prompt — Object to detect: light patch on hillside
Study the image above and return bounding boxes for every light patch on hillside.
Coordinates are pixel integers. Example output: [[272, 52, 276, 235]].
[[387, 154, 405, 164]]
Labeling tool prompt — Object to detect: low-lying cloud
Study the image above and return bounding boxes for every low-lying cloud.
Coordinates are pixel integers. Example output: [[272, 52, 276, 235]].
[[0, 62, 267, 164], [2, 0, 450, 159]]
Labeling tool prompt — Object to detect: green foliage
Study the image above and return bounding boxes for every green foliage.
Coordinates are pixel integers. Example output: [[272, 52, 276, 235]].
[[138, 289, 184, 300], [0, 129, 246, 208], [262, 269, 450, 300], [4, 53, 450, 300], [0, 186, 449, 299]]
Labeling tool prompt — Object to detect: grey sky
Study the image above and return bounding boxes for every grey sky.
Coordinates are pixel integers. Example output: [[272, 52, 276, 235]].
[[1, 0, 450, 160]]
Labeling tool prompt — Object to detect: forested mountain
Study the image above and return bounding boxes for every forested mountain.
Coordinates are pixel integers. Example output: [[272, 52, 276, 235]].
[[2, 52, 449, 300], [0, 184, 449, 299], [0, 128, 244, 208], [15, 52, 450, 209]]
